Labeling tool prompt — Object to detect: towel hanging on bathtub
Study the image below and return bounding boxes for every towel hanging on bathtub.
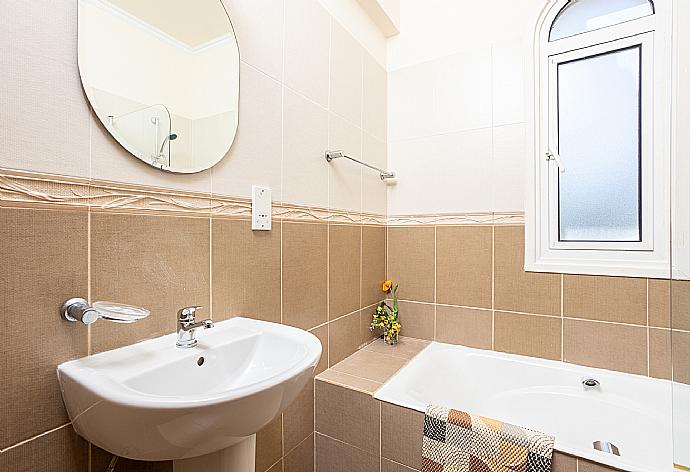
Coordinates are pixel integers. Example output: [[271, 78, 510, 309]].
[[421, 405, 555, 472]]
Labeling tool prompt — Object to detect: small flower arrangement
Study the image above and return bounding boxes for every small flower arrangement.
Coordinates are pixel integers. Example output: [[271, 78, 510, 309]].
[[370, 280, 401, 345]]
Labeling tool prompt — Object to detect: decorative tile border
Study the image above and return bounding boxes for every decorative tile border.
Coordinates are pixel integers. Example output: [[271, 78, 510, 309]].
[[0, 169, 386, 224], [387, 212, 525, 226]]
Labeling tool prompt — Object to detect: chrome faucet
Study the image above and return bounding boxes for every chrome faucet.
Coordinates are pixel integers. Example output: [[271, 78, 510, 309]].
[[176, 306, 214, 348]]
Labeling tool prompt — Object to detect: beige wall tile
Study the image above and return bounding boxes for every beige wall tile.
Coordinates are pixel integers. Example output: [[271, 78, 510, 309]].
[[329, 312, 362, 366], [212, 218, 280, 323], [1, 208, 88, 449], [649, 328, 672, 380], [223, 0, 284, 81], [381, 403, 423, 470], [645, 280, 690, 330], [362, 53, 387, 142], [381, 459, 418, 472], [310, 324, 329, 375], [0, 426, 87, 472], [211, 63, 282, 200], [282, 88, 329, 207], [362, 134, 388, 215], [284, 433, 314, 472], [283, 380, 315, 453], [315, 433, 379, 472], [436, 226, 492, 309], [284, 0, 330, 107], [0, 10, 90, 178], [648, 278, 671, 328], [331, 349, 407, 383], [494, 312, 561, 361], [563, 275, 646, 325], [387, 227, 435, 302], [329, 224, 361, 319], [256, 416, 282, 472], [330, 21, 363, 126], [397, 301, 435, 341], [435, 306, 492, 349], [315, 381, 379, 454], [90, 213, 210, 354], [494, 226, 560, 316], [563, 319, 647, 375], [282, 222, 328, 330], [673, 330, 690, 385], [329, 113, 363, 212], [551, 452, 578, 472], [361, 225, 386, 307]]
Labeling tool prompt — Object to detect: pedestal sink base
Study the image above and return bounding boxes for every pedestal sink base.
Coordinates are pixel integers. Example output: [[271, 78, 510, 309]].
[[173, 436, 256, 472]]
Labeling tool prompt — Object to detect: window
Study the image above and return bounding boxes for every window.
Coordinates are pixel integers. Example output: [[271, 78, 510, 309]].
[[526, 0, 674, 278]]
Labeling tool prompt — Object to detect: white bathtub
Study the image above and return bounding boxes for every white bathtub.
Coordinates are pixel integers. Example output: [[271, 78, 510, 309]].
[[374, 342, 689, 472]]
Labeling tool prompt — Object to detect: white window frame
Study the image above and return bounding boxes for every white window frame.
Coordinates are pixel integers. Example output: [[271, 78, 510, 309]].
[[526, 0, 681, 279]]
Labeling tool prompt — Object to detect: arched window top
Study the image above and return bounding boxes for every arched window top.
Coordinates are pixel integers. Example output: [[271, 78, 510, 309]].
[[549, 0, 654, 41]]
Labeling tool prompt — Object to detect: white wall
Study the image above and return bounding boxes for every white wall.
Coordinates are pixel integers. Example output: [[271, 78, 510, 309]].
[[386, 0, 546, 215]]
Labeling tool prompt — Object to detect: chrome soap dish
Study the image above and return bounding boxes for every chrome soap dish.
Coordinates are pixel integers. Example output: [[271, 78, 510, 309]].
[[61, 298, 150, 325]]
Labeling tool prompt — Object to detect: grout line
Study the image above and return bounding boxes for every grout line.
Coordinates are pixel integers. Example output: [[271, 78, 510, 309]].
[[283, 431, 314, 462], [1, 423, 72, 453], [646, 278, 650, 376], [209, 217, 213, 321], [379, 401, 382, 472], [87, 210, 92, 356], [561, 274, 565, 361], [312, 303, 380, 332], [491, 225, 495, 350], [433, 225, 437, 340]]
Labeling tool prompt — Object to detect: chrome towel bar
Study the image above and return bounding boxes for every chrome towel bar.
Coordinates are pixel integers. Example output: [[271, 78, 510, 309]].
[[325, 150, 395, 181]]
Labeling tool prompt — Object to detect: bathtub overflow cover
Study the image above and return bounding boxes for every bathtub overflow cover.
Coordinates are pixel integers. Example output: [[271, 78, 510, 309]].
[[593, 441, 620, 456], [582, 378, 600, 388]]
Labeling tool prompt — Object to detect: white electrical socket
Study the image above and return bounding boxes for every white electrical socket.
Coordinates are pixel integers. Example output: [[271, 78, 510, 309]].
[[251, 185, 272, 230]]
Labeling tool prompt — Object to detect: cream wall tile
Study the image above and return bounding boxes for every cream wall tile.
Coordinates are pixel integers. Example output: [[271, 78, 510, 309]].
[[432, 48, 492, 134], [223, 0, 284, 81], [388, 128, 493, 215], [362, 133, 388, 215], [492, 123, 527, 213], [328, 113, 362, 212], [492, 41, 527, 126], [284, 0, 331, 108], [330, 21, 363, 126], [90, 116, 213, 193], [212, 63, 282, 199], [282, 88, 329, 207], [362, 52, 387, 141], [0, 49, 90, 178], [388, 63, 435, 141]]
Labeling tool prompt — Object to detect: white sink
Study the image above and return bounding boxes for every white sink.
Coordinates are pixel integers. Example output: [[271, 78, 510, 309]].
[[57, 317, 321, 470]]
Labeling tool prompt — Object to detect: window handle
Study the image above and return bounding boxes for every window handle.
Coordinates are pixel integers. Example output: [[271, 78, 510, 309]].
[[546, 150, 566, 173]]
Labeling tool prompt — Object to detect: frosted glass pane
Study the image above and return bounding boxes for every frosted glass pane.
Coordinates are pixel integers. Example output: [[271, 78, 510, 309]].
[[558, 46, 641, 242], [550, 0, 654, 41]]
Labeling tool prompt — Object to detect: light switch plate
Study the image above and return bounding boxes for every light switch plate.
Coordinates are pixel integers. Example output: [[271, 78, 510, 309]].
[[251, 186, 272, 231]]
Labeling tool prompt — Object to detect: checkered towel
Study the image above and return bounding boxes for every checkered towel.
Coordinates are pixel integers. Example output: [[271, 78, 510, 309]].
[[422, 405, 555, 472]]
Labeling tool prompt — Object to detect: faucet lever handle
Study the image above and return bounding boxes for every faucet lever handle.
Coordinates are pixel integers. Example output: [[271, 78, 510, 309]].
[[177, 305, 204, 320]]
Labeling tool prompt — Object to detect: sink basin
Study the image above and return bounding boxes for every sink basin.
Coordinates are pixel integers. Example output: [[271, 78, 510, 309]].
[[57, 317, 321, 466]]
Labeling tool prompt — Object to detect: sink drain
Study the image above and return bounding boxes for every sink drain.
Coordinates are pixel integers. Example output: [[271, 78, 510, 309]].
[[197, 357, 205, 366], [594, 441, 620, 456]]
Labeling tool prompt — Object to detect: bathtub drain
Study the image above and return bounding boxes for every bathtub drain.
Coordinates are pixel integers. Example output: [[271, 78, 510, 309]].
[[593, 441, 620, 456]]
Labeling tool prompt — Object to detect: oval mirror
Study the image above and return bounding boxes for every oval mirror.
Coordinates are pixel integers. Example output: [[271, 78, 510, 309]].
[[77, 0, 239, 173]]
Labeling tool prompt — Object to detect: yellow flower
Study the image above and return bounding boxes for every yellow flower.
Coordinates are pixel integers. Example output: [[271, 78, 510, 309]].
[[382, 280, 393, 292]]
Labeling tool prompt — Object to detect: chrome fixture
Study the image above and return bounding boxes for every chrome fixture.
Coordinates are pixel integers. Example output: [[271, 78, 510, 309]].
[[582, 377, 600, 389], [61, 298, 150, 325], [158, 133, 177, 156], [593, 441, 620, 456], [325, 150, 396, 180], [176, 306, 214, 348]]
